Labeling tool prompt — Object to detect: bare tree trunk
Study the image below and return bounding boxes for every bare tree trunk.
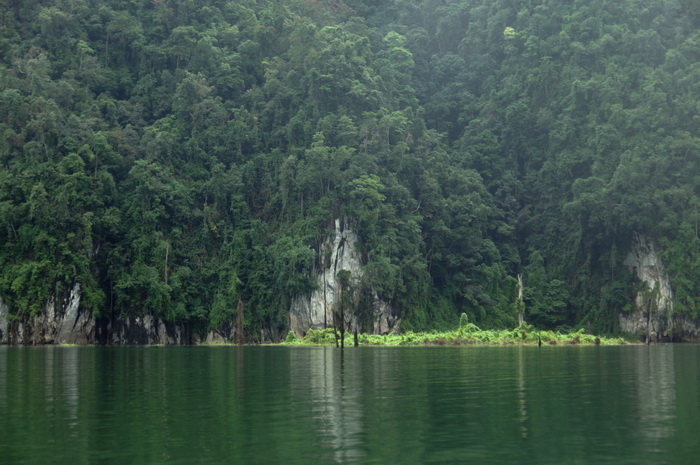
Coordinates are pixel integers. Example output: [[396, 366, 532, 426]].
[[332, 306, 339, 348], [517, 274, 524, 327], [339, 306, 345, 350], [237, 299, 244, 346], [336, 270, 352, 350], [164, 241, 169, 285], [646, 296, 652, 345]]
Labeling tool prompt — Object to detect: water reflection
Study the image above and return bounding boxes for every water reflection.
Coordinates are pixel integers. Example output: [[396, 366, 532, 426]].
[[60, 348, 81, 437], [517, 347, 528, 439], [631, 345, 677, 442], [291, 348, 365, 464], [1, 345, 697, 465], [0, 348, 6, 411], [37, 348, 83, 442]]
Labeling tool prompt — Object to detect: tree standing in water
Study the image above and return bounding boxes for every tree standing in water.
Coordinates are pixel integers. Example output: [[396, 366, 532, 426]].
[[336, 270, 353, 349]]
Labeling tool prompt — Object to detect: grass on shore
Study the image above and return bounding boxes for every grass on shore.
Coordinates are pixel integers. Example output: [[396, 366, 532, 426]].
[[282, 323, 633, 347]]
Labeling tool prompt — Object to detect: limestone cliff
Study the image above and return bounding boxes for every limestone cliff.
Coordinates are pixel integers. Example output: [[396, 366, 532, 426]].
[[107, 314, 189, 345], [1, 284, 97, 345], [0, 283, 199, 345], [289, 218, 399, 336], [621, 233, 700, 342]]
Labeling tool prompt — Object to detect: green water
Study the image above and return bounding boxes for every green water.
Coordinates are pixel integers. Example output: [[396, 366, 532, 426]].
[[1, 345, 698, 464]]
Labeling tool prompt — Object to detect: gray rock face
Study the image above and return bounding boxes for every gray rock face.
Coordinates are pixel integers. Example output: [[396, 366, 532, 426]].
[[55, 283, 93, 344], [290, 218, 399, 336], [191, 319, 241, 345], [108, 314, 187, 345], [620, 233, 700, 342], [1, 283, 200, 345], [2, 284, 97, 345]]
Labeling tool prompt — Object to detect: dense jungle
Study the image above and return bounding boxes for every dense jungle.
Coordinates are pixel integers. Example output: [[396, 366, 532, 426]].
[[1, 0, 699, 341]]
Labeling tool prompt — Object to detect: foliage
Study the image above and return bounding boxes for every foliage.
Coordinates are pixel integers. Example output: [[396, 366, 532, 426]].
[[282, 313, 630, 345], [0, 0, 698, 341], [283, 327, 629, 346], [285, 330, 297, 343]]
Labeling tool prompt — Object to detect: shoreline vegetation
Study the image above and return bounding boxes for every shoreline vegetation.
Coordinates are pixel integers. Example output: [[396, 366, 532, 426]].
[[281, 325, 634, 347]]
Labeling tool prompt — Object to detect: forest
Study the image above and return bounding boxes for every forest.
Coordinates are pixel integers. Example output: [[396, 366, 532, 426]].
[[1, 0, 699, 341]]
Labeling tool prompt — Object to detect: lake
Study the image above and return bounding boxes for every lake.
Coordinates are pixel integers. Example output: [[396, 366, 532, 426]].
[[1, 345, 698, 464]]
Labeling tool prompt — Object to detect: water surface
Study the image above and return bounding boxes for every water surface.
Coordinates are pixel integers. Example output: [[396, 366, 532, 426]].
[[1, 345, 698, 464]]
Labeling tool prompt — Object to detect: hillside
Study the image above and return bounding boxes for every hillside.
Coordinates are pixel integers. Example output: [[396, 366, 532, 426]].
[[1, 0, 698, 343]]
